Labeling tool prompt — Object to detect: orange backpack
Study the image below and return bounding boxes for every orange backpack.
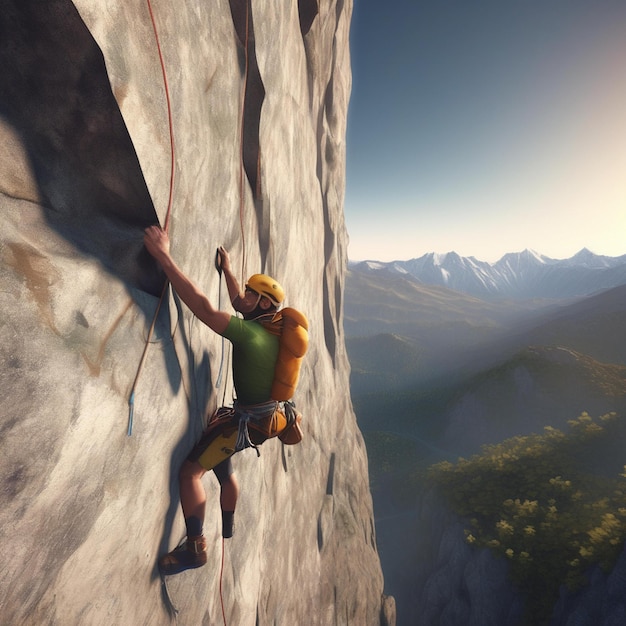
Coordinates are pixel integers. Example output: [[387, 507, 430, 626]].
[[259, 307, 308, 445], [266, 307, 309, 401]]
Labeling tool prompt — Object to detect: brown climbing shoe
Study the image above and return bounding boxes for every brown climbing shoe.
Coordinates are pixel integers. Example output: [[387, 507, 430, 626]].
[[159, 535, 207, 575]]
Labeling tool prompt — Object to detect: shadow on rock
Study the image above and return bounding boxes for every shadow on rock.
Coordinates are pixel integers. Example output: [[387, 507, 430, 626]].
[[0, 0, 164, 296]]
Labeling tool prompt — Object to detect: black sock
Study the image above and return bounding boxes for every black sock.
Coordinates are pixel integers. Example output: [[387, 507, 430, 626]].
[[222, 511, 235, 538], [185, 515, 203, 538]]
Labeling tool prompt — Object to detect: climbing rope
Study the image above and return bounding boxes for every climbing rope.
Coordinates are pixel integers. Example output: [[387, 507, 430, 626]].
[[215, 249, 226, 391], [127, 283, 168, 436], [146, 0, 176, 233], [219, 537, 227, 626], [237, 0, 251, 284], [127, 0, 176, 436]]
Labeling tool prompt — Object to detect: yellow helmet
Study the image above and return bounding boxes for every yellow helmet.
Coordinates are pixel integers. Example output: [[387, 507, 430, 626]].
[[246, 274, 285, 307]]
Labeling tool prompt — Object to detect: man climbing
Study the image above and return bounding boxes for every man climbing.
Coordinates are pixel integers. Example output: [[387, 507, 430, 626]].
[[143, 225, 288, 575]]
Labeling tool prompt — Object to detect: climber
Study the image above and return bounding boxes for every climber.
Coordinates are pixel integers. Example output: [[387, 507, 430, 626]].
[[143, 225, 288, 575]]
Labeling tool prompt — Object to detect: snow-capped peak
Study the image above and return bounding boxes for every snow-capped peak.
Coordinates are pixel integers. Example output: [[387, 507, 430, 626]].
[[349, 249, 626, 299]]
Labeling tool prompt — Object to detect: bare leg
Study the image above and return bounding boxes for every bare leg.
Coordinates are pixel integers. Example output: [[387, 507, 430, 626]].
[[159, 459, 209, 574], [219, 472, 239, 511]]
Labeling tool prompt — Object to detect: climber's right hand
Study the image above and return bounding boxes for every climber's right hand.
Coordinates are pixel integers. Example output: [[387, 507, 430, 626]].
[[144, 225, 171, 261]]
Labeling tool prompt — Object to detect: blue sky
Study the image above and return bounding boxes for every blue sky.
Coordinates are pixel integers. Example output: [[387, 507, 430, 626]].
[[345, 0, 626, 262]]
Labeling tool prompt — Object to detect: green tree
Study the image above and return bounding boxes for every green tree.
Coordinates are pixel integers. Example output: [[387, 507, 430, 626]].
[[428, 413, 626, 625]]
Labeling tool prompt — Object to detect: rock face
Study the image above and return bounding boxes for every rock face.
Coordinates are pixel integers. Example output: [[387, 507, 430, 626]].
[[551, 545, 626, 625], [413, 488, 626, 626], [402, 489, 525, 626], [0, 1, 394, 624]]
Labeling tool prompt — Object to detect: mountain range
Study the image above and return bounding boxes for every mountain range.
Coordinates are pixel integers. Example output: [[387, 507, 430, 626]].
[[346, 274, 626, 438], [346, 248, 626, 459], [349, 248, 626, 299]]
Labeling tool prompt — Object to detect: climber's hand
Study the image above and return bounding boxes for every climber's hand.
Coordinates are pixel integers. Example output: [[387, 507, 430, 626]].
[[144, 225, 171, 261], [217, 246, 232, 273]]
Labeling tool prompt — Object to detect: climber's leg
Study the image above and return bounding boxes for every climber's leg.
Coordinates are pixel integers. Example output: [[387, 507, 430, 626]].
[[214, 458, 238, 538], [179, 460, 208, 531], [159, 460, 208, 575]]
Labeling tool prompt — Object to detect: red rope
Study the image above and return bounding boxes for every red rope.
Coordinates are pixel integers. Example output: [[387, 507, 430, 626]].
[[127, 0, 176, 435], [219, 537, 227, 625], [146, 0, 176, 232], [238, 0, 251, 284]]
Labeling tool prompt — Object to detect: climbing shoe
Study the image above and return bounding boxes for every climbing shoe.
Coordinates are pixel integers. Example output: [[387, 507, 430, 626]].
[[158, 535, 207, 575]]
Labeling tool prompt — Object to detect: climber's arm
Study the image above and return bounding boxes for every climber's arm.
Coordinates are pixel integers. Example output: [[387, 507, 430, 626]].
[[144, 226, 230, 335]]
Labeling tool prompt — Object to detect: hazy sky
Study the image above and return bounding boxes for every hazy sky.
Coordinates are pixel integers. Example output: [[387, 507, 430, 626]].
[[345, 0, 626, 262]]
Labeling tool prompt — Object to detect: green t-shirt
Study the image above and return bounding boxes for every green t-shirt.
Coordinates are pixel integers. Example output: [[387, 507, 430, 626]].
[[222, 316, 280, 405]]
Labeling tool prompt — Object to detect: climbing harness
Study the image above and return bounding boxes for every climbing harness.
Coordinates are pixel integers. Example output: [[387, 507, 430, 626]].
[[127, 0, 176, 436], [190, 399, 301, 472], [233, 400, 282, 453]]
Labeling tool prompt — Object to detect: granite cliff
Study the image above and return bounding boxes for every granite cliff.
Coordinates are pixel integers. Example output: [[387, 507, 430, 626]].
[[412, 488, 626, 626], [0, 1, 394, 624]]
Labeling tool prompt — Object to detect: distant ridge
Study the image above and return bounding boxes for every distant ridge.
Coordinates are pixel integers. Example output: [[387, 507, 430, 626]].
[[349, 249, 626, 299]]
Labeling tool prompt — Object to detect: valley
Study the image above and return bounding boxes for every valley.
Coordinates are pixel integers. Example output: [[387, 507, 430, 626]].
[[345, 253, 626, 625]]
